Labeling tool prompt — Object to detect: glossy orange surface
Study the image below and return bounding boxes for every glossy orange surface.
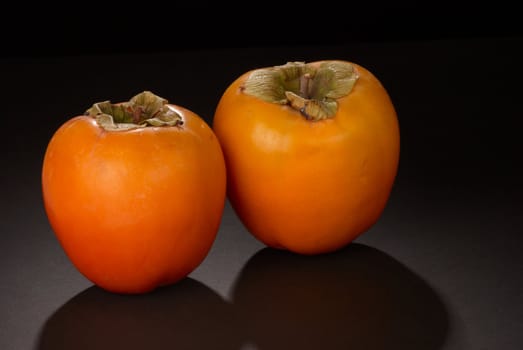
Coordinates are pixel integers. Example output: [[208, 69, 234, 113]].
[[42, 105, 226, 293], [213, 61, 400, 254]]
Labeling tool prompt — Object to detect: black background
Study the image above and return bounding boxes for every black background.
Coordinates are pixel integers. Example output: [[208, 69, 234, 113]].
[[2, 2, 522, 58], [1, 3, 522, 350]]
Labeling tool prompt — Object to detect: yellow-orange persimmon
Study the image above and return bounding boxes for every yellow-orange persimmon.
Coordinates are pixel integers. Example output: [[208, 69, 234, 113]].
[[213, 61, 400, 255], [42, 91, 226, 294]]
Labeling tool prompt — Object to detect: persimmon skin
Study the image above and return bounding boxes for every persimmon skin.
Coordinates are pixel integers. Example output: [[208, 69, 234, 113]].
[[42, 105, 226, 294], [213, 61, 400, 255]]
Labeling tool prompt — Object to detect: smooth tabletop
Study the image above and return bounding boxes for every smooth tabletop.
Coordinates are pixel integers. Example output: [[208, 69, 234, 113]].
[[1, 37, 522, 349]]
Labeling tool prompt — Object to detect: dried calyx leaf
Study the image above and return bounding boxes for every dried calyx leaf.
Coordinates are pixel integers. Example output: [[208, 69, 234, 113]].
[[242, 61, 359, 121], [85, 91, 183, 131]]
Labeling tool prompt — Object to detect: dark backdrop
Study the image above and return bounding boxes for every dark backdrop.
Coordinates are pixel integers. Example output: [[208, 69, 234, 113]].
[[1, 3, 522, 350], [2, 2, 521, 58]]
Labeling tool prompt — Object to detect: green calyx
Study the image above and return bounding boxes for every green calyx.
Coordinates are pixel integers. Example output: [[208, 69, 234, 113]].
[[241, 61, 359, 121], [85, 91, 183, 131]]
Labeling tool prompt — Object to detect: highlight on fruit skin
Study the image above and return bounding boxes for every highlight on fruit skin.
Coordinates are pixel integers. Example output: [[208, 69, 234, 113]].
[[42, 91, 227, 293], [212, 60, 400, 255]]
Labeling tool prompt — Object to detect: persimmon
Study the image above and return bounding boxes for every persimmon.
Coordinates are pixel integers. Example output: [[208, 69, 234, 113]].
[[42, 91, 226, 294], [213, 61, 400, 255]]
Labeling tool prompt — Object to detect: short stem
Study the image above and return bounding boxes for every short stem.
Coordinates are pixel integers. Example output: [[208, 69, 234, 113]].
[[300, 73, 311, 98]]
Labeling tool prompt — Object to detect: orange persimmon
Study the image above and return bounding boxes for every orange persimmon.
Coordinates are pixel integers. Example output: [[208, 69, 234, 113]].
[[213, 61, 400, 255], [42, 91, 226, 294]]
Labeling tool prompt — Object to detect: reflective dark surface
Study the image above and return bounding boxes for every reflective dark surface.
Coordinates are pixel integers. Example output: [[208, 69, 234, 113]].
[[36, 243, 449, 350], [1, 36, 522, 349], [38, 279, 239, 350], [231, 244, 448, 349]]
